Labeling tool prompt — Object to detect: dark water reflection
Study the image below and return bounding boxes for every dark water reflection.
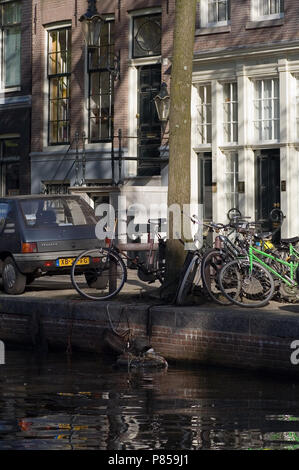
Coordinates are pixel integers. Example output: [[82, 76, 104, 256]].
[[1, 349, 299, 450]]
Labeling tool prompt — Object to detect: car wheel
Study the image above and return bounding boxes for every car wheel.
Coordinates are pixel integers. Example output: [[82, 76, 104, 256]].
[[2, 257, 26, 295]]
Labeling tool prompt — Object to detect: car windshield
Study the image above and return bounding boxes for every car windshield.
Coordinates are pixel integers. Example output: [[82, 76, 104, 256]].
[[20, 198, 97, 227]]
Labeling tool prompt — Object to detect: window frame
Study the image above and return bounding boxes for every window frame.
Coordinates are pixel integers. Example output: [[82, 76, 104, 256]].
[[197, 84, 212, 145], [253, 78, 280, 143], [223, 82, 238, 144], [200, 0, 230, 28], [252, 0, 284, 21], [132, 13, 162, 59], [47, 26, 72, 146], [225, 152, 239, 210], [295, 75, 299, 141], [0, 0, 21, 90], [87, 19, 115, 143]]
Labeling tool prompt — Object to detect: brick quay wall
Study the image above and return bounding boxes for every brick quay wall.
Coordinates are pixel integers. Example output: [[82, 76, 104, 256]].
[[1, 297, 299, 377]]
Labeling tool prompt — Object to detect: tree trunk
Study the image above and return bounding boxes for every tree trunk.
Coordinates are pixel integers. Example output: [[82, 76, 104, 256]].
[[162, 0, 197, 298]]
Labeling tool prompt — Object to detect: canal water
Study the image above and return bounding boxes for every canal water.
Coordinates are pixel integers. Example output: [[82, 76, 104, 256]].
[[1, 348, 299, 451]]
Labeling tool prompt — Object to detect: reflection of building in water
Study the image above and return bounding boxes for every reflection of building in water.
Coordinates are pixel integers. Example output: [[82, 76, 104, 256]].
[[3, 351, 299, 450]]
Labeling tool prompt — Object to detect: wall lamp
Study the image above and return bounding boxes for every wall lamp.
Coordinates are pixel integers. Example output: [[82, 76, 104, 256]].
[[80, 0, 120, 80], [154, 82, 170, 122]]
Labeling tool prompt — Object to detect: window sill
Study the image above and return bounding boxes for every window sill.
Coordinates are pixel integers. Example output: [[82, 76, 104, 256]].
[[195, 25, 231, 36], [0, 86, 21, 94], [245, 18, 284, 30], [193, 144, 212, 152], [219, 143, 240, 151]]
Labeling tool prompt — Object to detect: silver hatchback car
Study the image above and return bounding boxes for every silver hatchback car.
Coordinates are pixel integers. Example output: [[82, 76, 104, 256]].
[[0, 195, 101, 294]]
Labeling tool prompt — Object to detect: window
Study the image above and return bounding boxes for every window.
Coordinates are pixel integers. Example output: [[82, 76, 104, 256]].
[[223, 82, 238, 143], [0, 1, 21, 88], [0, 202, 11, 233], [48, 27, 71, 145], [20, 198, 97, 228], [296, 77, 299, 139], [295, 75, 299, 140], [200, 0, 230, 28], [197, 85, 212, 144], [253, 78, 280, 141], [198, 153, 212, 220], [225, 153, 239, 210], [132, 14, 161, 58], [252, 0, 284, 20], [88, 20, 114, 142]]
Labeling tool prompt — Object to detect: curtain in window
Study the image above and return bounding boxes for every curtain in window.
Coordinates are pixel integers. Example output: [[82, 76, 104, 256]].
[[4, 26, 21, 87], [1, 1, 21, 87]]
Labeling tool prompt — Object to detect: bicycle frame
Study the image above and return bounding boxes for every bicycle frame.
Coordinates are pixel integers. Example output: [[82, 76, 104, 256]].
[[105, 219, 165, 281], [248, 244, 299, 287]]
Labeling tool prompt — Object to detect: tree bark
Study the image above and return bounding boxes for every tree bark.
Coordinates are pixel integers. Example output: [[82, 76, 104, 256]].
[[162, 0, 197, 297]]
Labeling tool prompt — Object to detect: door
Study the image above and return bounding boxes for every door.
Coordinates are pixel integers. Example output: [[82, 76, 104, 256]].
[[256, 149, 280, 233], [0, 139, 20, 196], [138, 64, 161, 176]]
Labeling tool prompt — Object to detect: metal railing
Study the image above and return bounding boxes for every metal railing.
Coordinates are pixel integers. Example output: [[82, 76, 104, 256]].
[[43, 129, 169, 195]]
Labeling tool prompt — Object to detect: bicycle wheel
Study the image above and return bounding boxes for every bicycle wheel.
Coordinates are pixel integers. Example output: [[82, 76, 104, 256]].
[[176, 253, 202, 305], [71, 247, 127, 300], [219, 259, 275, 308], [201, 248, 233, 305]]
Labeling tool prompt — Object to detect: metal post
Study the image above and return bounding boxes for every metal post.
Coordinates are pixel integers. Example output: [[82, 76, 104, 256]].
[[81, 131, 86, 186], [111, 133, 115, 185], [118, 128, 122, 184], [74, 131, 80, 187]]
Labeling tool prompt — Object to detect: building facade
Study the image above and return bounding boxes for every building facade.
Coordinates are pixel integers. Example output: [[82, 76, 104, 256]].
[[30, 0, 174, 239], [28, 0, 299, 239], [192, 0, 299, 238], [0, 0, 32, 196]]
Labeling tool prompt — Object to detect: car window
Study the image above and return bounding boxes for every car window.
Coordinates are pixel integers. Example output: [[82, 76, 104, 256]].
[[0, 202, 12, 233], [20, 200, 40, 226], [20, 198, 97, 227]]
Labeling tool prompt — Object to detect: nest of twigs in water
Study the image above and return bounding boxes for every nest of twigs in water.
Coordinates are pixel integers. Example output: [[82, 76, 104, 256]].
[[116, 350, 168, 370]]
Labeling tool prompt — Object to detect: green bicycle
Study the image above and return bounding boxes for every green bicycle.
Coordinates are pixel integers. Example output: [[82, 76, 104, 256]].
[[219, 214, 299, 308]]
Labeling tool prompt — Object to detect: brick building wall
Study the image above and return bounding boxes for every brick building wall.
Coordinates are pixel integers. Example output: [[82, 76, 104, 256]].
[[194, 0, 299, 52], [31, 0, 175, 152], [0, 0, 32, 195], [190, 0, 299, 238], [29, 0, 299, 238]]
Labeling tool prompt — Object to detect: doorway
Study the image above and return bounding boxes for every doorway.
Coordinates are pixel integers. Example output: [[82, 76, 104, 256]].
[[255, 149, 280, 232], [0, 138, 20, 196]]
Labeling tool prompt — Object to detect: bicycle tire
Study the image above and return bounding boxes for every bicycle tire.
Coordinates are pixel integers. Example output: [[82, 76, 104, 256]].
[[71, 247, 127, 300], [219, 259, 275, 308], [201, 248, 233, 305], [176, 253, 202, 305]]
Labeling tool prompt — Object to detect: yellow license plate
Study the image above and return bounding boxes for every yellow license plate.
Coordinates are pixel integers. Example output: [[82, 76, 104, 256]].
[[56, 257, 89, 267]]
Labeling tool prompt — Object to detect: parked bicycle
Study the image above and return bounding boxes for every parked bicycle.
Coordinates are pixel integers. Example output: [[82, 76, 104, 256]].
[[218, 209, 299, 307], [175, 208, 286, 306], [175, 210, 253, 305], [70, 219, 166, 300], [175, 214, 235, 305]]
